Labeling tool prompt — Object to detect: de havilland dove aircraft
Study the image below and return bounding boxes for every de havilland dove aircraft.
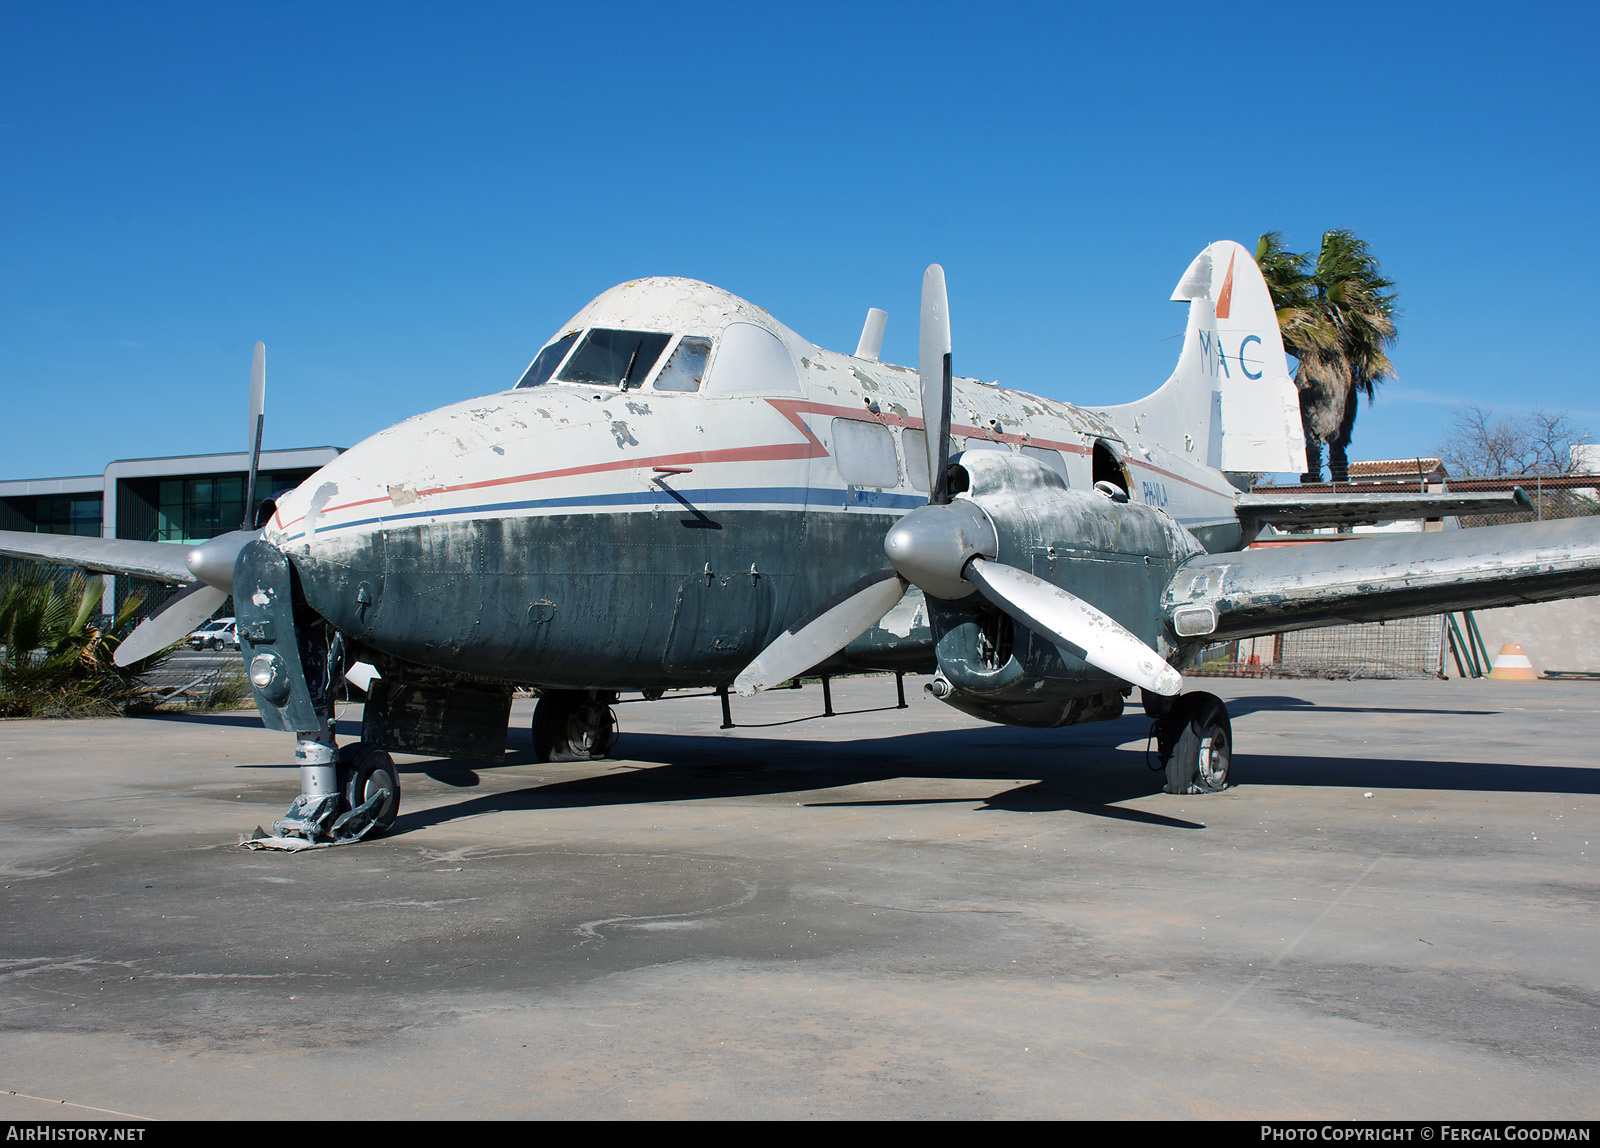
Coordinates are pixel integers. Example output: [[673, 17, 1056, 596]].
[[6, 240, 1598, 844]]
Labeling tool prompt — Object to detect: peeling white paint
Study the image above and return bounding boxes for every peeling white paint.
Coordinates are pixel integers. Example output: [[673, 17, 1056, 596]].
[[877, 591, 926, 638]]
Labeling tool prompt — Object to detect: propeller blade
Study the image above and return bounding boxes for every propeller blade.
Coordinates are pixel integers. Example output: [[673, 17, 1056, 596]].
[[734, 569, 909, 696], [964, 557, 1184, 696], [918, 264, 953, 504], [114, 582, 228, 667], [243, 341, 266, 530]]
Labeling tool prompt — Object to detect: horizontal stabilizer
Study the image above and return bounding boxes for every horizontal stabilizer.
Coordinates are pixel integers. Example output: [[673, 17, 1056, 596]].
[[1236, 488, 1534, 530], [0, 529, 196, 584], [1163, 518, 1600, 643]]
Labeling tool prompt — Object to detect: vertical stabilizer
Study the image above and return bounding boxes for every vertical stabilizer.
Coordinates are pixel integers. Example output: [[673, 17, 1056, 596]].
[[1099, 240, 1306, 475]]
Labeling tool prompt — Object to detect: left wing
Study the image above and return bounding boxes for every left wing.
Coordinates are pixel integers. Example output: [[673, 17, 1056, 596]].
[[1163, 517, 1600, 642], [0, 529, 196, 584]]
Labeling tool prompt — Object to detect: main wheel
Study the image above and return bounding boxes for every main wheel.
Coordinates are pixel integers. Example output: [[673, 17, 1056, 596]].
[[337, 742, 401, 836], [1163, 692, 1232, 795], [532, 691, 617, 763]]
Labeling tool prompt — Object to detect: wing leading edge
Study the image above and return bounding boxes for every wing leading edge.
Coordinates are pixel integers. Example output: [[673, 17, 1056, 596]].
[[1163, 518, 1600, 643], [0, 529, 196, 585]]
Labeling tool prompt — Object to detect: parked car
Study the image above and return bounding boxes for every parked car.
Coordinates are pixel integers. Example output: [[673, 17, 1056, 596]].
[[186, 618, 239, 651]]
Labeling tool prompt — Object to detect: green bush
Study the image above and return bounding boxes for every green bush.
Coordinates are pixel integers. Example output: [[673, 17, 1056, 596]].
[[0, 569, 168, 718]]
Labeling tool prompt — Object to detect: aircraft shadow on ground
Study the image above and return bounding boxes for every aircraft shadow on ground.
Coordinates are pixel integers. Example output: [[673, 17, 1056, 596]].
[[386, 715, 1600, 837], [164, 704, 1581, 832], [1222, 694, 1498, 718]]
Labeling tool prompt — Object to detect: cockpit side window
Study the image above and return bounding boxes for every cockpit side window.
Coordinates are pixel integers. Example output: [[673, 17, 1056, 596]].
[[652, 336, 714, 392], [555, 328, 672, 390], [703, 322, 799, 396], [515, 331, 579, 389]]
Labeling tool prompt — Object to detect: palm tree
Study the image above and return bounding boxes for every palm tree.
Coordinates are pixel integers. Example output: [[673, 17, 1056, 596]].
[[1255, 233, 1335, 481], [1255, 230, 1399, 483]]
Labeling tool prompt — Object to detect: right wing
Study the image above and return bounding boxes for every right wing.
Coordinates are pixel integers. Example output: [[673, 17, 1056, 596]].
[[1163, 517, 1600, 642], [1235, 488, 1532, 531], [0, 529, 196, 585]]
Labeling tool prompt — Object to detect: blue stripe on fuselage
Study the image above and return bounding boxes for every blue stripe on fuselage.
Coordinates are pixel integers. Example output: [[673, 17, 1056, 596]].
[[280, 486, 927, 543]]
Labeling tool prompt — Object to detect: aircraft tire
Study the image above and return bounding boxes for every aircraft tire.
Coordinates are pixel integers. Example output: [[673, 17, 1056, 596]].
[[338, 742, 401, 835], [533, 691, 617, 763], [1163, 692, 1231, 795]]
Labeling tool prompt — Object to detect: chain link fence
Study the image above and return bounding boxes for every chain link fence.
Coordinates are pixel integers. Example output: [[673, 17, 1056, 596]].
[[1458, 485, 1600, 528], [1194, 615, 1446, 680]]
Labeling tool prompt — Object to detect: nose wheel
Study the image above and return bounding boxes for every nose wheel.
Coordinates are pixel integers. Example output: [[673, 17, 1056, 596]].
[[1152, 691, 1232, 794], [532, 690, 618, 762], [334, 742, 402, 838]]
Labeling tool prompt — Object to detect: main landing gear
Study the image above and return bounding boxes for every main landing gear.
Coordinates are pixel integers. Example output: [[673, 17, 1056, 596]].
[[1145, 689, 1232, 795], [532, 689, 618, 762]]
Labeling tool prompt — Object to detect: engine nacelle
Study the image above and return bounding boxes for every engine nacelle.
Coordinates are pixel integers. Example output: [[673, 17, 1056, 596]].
[[924, 451, 1203, 727]]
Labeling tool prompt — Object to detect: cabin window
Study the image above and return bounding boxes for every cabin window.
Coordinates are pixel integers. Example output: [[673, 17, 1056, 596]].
[[652, 336, 714, 392], [901, 428, 960, 493], [703, 323, 799, 395], [1021, 445, 1069, 483], [555, 328, 672, 389], [515, 331, 579, 388], [832, 419, 900, 488]]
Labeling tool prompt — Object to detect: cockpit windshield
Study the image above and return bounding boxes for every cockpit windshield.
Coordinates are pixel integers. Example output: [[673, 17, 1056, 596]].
[[555, 328, 672, 390], [515, 328, 713, 392], [515, 332, 578, 389]]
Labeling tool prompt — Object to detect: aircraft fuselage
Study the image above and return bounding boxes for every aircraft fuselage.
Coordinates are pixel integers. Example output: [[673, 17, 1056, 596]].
[[264, 280, 1241, 693]]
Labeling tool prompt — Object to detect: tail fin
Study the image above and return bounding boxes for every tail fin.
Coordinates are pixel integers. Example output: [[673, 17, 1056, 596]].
[[1100, 240, 1306, 475]]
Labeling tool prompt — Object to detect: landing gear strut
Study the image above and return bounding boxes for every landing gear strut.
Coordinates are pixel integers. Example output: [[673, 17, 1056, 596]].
[[1150, 690, 1232, 795], [533, 690, 617, 762], [269, 737, 402, 843], [236, 537, 403, 846]]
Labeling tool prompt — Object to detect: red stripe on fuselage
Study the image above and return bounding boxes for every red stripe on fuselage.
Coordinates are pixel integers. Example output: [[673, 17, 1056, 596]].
[[273, 394, 1233, 532]]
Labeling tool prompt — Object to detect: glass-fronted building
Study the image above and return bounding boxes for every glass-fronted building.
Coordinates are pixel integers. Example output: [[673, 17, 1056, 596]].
[[0, 446, 342, 618]]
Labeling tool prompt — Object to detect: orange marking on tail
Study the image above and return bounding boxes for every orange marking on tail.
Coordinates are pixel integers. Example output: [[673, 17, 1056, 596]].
[[1215, 251, 1237, 319]]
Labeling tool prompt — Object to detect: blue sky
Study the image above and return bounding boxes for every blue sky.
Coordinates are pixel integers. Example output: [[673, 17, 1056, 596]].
[[3, 1, 1596, 480]]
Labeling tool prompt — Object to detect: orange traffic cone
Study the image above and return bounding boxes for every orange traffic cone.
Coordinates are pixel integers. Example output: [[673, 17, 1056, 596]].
[[1487, 643, 1537, 680]]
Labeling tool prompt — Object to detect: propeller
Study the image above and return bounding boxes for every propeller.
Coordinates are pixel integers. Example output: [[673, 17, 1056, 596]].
[[734, 267, 1184, 699], [963, 558, 1183, 695], [115, 581, 228, 666], [114, 344, 269, 666], [243, 341, 266, 530], [919, 264, 954, 506], [734, 570, 910, 696]]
